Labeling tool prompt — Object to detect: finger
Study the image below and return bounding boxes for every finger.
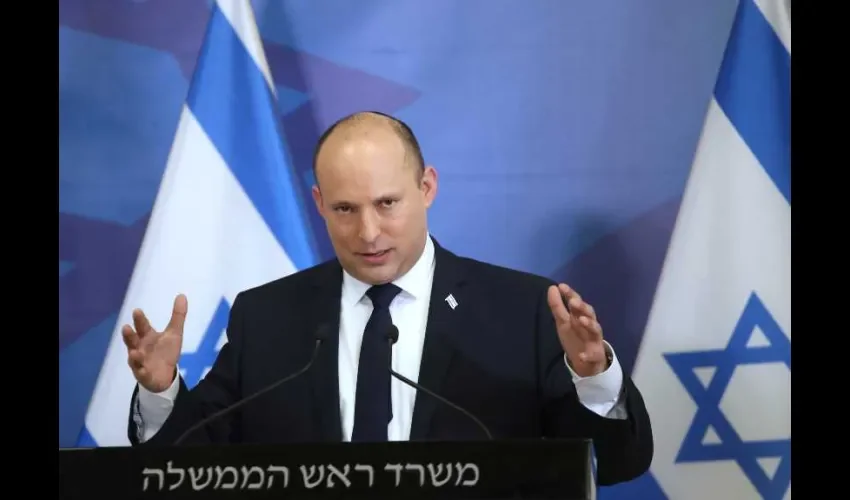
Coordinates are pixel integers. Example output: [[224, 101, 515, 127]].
[[558, 284, 586, 318], [567, 314, 594, 342], [559, 283, 597, 319], [568, 296, 596, 320], [132, 308, 154, 338], [578, 315, 604, 340], [166, 294, 188, 335], [558, 283, 581, 306], [547, 285, 572, 324], [127, 349, 145, 371], [121, 324, 139, 349]]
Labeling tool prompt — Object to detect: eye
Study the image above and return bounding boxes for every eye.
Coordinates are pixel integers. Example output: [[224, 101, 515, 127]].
[[333, 205, 353, 214], [379, 199, 397, 209]]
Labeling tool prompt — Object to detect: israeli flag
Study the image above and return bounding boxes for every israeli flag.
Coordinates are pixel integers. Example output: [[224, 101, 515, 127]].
[[81, 0, 318, 447], [630, 0, 790, 498]]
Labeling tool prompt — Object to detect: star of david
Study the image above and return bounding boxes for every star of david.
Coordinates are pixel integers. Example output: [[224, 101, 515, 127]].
[[663, 292, 791, 500], [179, 297, 231, 388]]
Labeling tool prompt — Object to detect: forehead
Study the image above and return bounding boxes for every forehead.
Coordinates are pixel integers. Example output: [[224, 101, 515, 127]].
[[315, 126, 414, 182]]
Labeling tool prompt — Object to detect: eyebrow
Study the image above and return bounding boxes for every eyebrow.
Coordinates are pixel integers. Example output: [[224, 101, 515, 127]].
[[328, 193, 403, 207]]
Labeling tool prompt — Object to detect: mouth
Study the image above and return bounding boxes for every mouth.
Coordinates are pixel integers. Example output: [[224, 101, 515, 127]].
[[358, 249, 390, 257], [356, 249, 392, 264]]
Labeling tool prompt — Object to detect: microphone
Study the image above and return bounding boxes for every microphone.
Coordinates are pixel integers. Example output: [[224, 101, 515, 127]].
[[385, 325, 493, 440], [173, 324, 331, 445]]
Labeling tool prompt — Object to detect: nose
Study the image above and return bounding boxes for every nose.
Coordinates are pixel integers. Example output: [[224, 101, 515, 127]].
[[357, 209, 381, 243]]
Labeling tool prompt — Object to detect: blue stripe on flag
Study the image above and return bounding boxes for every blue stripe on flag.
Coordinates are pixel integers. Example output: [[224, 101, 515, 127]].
[[714, 0, 791, 204], [186, 3, 319, 269], [76, 424, 98, 448], [598, 472, 668, 500]]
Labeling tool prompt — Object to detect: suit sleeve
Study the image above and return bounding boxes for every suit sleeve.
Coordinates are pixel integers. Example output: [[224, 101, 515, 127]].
[[535, 285, 654, 486], [127, 292, 248, 446]]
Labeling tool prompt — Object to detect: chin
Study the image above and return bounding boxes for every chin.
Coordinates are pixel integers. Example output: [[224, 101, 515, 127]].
[[359, 266, 398, 285]]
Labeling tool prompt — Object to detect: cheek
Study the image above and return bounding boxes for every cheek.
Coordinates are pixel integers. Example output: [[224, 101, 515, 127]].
[[327, 217, 356, 239], [382, 210, 418, 237]]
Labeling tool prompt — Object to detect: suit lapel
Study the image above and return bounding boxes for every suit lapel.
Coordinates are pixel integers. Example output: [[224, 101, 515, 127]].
[[409, 239, 469, 440], [307, 260, 344, 442]]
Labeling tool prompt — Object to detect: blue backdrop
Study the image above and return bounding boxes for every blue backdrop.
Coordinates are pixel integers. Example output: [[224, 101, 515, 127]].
[[59, 0, 744, 497]]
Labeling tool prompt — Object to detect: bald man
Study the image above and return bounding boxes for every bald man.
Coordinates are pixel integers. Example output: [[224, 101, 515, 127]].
[[123, 111, 653, 486]]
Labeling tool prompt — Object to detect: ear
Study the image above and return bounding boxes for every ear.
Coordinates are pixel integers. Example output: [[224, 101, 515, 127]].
[[311, 185, 325, 218], [421, 165, 438, 209]]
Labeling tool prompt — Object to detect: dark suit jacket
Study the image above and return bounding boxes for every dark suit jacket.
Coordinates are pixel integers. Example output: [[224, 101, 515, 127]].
[[128, 238, 653, 485]]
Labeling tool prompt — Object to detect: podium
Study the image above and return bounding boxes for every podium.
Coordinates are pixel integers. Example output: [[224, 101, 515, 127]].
[[59, 439, 595, 499]]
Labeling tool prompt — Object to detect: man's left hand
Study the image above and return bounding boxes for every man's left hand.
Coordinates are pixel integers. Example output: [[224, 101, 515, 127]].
[[547, 283, 607, 377]]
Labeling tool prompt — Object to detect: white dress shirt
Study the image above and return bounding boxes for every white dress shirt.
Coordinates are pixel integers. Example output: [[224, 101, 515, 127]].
[[135, 236, 627, 442]]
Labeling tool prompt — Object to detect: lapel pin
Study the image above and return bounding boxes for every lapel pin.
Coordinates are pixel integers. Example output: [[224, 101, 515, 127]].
[[445, 294, 458, 310]]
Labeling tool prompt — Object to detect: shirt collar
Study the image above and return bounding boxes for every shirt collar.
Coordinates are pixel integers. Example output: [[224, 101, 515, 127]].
[[342, 234, 435, 307]]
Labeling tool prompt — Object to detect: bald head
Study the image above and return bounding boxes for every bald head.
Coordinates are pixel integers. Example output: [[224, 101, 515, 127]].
[[312, 111, 425, 183]]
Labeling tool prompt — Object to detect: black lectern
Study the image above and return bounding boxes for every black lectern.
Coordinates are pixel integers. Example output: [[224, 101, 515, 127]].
[[59, 439, 595, 499]]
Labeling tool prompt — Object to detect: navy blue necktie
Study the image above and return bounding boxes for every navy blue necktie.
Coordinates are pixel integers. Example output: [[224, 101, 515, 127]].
[[351, 283, 402, 442]]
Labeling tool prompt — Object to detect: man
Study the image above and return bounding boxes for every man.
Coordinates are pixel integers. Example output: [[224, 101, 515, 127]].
[[122, 111, 653, 486]]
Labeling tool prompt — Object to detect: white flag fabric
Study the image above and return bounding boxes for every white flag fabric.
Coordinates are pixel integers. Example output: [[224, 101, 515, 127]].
[[81, 0, 318, 447], [630, 0, 790, 499]]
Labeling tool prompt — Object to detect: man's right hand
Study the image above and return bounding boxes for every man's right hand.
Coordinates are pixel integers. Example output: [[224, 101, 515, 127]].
[[123, 294, 188, 393]]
